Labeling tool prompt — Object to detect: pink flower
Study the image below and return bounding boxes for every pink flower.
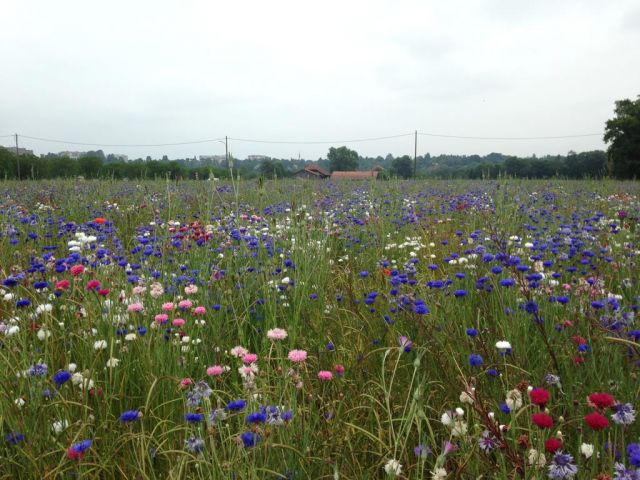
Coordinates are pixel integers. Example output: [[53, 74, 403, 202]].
[[242, 353, 258, 364], [193, 306, 206, 315], [132, 286, 146, 295], [184, 284, 198, 295], [127, 303, 144, 312], [267, 328, 288, 341], [179, 378, 193, 389], [172, 318, 185, 327], [230, 346, 249, 358], [161, 302, 175, 311], [178, 300, 193, 310], [318, 370, 333, 381], [85, 280, 100, 290], [154, 313, 169, 324], [206, 365, 224, 376], [55, 279, 70, 291], [238, 364, 258, 378], [70, 265, 85, 276], [288, 349, 308, 363]]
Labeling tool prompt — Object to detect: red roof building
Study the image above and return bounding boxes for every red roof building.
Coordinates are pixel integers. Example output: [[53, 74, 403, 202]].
[[293, 164, 330, 179]]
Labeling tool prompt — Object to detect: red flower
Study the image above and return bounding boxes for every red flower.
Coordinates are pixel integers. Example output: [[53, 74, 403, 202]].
[[545, 438, 562, 453], [98, 289, 110, 296], [531, 413, 553, 429], [70, 265, 85, 276], [529, 388, 550, 407], [574, 356, 584, 364], [94, 217, 106, 224], [584, 411, 609, 430], [587, 393, 615, 410], [66, 447, 84, 460], [55, 279, 70, 291], [86, 280, 100, 290], [573, 335, 587, 345]]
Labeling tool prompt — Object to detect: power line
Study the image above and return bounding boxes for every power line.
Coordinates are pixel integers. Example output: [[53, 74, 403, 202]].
[[9, 130, 604, 149], [18, 134, 226, 148], [418, 132, 602, 140], [228, 133, 414, 144]]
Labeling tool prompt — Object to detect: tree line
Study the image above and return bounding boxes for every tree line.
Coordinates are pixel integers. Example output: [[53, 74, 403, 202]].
[[1, 94, 637, 180]]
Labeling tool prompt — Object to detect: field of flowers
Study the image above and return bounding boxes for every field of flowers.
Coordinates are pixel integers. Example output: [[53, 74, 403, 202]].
[[1, 178, 639, 479]]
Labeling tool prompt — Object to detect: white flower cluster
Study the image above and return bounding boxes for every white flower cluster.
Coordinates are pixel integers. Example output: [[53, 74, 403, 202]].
[[68, 232, 97, 252]]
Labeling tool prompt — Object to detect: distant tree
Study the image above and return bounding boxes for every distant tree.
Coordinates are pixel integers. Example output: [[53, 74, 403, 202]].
[[259, 160, 285, 179], [604, 96, 640, 178], [78, 156, 103, 178], [390, 155, 413, 178], [328, 146, 358, 172]]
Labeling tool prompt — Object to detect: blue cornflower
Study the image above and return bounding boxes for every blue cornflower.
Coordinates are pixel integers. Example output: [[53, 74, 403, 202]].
[[627, 443, 640, 466], [240, 431, 260, 448], [413, 303, 430, 315], [184, 413, 204, 423], [70, 439, 92, 454], [227, 399, 247, 411], [499, 403, 511, 414], [466, 328, 478, 337], [468, 354, 483, 367], [359, 271, 369, 278], [246, 411, 267, 424], [524, 301, 538, 314], [454, 289, 467, 298], [326, 342, 335, 351], [5, 432, 25, 445], [16, 299, 31, 308], [486, 368, 499, 377], [591, 301, 605, 309], [53, 370, 72, 386], [119, 410, 141, 423], [499, 278, 515, 287]]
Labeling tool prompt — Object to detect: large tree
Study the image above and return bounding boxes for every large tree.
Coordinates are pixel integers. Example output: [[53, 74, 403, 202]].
[[604, 96, 640, 179], [328, 146, 358, 172], [390, 155, 413, 178]]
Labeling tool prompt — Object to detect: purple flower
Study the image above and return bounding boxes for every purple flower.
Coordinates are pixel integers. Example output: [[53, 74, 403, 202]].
[[547, 451, 578, 479]]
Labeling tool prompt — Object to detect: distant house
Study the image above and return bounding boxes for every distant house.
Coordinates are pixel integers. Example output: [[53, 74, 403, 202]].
[[330, 170, 379, 180], [293, 164, 330, 180]]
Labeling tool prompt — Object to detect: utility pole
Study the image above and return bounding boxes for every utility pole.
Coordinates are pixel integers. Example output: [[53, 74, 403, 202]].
[[225, 135, 229, 170], [15, 133, 20, 179], [413, 130, 417, 178]]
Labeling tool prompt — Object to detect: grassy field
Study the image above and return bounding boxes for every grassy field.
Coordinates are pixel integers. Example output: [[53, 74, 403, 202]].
[[0, 178, 639, 479]]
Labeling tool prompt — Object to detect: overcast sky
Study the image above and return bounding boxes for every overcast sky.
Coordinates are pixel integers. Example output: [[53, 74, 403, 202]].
[[1, 0, 639, 160]]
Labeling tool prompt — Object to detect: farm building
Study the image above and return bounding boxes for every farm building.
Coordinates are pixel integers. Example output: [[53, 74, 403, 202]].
[[293, 164, 330, 179]]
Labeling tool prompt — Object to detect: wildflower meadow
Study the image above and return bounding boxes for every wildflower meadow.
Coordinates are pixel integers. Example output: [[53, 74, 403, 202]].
[[1, 178, 639, 480]]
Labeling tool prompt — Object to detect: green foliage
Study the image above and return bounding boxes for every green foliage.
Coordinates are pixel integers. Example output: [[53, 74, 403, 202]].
[[390, 155, 413, 178], [604, 95, 640, 179], [328, 146, 358, 172], [259, 159, 285, 179]]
